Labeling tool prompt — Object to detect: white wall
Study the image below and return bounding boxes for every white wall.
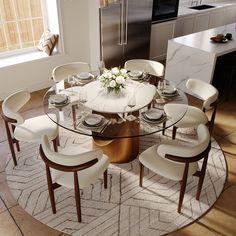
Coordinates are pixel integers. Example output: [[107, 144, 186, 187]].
[[0, 0, 100, 100]]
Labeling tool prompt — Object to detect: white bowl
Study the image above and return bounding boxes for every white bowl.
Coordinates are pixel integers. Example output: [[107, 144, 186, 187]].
[[145, 108, 163, 120], [77, 72, 91, 80], [128, 70, 142, 78], [49, 94, 68, 104], [163, 86, 176, 94], [84, 114, 103, 126]]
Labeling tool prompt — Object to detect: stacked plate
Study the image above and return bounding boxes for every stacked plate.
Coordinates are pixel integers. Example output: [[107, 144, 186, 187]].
[[49, 94, 70, 107], [75, 72, 94, 83], [82, 114, 104, 128], [161, 86, 178, 97], [128, 70, 143, 80], [141, 108, 166, 124]]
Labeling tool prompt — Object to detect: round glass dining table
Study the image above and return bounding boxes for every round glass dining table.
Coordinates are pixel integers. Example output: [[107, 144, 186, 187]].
[[43, 74, 188, 163]]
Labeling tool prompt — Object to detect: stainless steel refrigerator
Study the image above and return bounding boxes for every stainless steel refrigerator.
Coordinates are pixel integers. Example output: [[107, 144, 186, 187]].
[[100, 0, 153, 68]]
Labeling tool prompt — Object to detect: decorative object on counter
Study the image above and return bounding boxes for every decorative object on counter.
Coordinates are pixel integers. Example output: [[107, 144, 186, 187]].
[[210, 34, 228, 43], [98, 67, 128, 93], [225, 33, 232, 40]]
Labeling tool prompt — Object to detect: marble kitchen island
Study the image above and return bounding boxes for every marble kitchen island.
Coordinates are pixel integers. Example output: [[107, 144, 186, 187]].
[[165, 23, 236, 93]]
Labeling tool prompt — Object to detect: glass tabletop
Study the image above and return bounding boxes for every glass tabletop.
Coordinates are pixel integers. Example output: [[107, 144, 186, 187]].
[[43, 74, 188, 139]]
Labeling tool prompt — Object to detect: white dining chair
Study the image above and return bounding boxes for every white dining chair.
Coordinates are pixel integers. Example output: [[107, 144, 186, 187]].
[[164, 78, 219, 139], [139, 124, 211, 213], [52, 62, 91, 128], [39, 134, 110, 222], [2, 90, 59, 166], [124, 59, 165, 77]]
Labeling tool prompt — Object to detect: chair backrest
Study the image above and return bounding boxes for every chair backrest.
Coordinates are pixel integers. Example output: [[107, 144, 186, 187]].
[[157, 124, 210, 160], [124, 59, 164, 77], [52, 62, 91, 82], [2, 90, 30, 125], [40, 135, 103, 168], [186, 79, 219, 110]]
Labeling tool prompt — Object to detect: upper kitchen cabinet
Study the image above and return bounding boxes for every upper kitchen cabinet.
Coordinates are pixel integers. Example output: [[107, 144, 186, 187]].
[[150, 20, 176, 61]]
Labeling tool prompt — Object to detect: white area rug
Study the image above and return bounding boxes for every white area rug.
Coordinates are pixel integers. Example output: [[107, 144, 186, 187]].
[[5, 128, 226, 236]]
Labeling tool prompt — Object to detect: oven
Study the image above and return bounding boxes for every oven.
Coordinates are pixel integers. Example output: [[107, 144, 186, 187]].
[[152, 0, 180, 23]]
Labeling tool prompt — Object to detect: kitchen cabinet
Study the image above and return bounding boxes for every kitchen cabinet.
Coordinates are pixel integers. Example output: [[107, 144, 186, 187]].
[[224, 5, 236, 25], [150, 20, 176, 61], [151, 4, 236, 60], [209, 7, 226, 29], [193, 12, 210, 33], [174, 15, 195, 38]]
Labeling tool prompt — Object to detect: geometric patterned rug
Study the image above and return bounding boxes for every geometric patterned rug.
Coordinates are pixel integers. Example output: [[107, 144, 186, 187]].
[[5, 128, 226, 236]]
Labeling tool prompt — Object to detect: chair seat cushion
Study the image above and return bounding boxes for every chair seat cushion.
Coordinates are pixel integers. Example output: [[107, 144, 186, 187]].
[[139, 144, 198, 181], [176, 106, 208, 128], [14, 114, 58, 142], [51, 155, 109, 189]]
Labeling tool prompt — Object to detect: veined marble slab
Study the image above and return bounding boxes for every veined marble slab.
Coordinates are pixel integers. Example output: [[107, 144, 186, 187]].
[[165, 23, 236, 93]]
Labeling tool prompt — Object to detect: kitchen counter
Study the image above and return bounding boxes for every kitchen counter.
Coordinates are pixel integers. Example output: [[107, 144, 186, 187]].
[[178, 1, 236, 17], [164, 23, 236, 92], [172, 23, 236, 56]]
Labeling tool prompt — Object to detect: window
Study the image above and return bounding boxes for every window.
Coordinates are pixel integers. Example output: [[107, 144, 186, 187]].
[[0, 0, 46, 54]]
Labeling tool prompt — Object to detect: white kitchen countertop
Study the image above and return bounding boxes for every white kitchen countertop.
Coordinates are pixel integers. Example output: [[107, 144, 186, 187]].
[[172, 23, 236, 56], [178, 0, 236, 17]]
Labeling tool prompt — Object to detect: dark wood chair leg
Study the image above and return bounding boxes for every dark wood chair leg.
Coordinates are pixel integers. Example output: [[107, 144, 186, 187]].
[[139, 162, 144, 187], [172, 126, 177, 140], [209, 105, 217, 135], [46, 166, 56, 214], [4, 121, 17, 166], [74, 172, 82, 222], [11, 125, 20, 151], [178, 163, 189, 213], [103, 169, 108, 189], [196, 155, 209, 200], [72, 105, 77, 129], [162, 121, 166, 135], [52, 138, 58, 152]]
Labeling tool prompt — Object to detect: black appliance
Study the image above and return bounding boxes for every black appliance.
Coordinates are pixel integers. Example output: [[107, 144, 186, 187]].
[[152, 0, 180, 23]]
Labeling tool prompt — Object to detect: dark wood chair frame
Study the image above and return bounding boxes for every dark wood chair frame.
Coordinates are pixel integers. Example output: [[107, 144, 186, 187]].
[[2, 114, 59, 166], [39, 145, 108, 222], [139, 141, 211, 213], [163, 99, 218, 140]]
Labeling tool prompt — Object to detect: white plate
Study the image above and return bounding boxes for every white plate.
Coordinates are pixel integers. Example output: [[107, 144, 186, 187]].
[[77, 72, 93, 80], [128, 70, 143, 78], [163, 86, 177, 94], [49, 94, 68, 104], [145, 108, 163, 120], [141, 113, 166, 124], [84, 114, 104, 126]]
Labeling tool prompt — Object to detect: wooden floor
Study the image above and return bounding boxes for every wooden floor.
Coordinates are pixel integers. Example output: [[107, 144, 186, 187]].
[[0, 88, 236, 236]]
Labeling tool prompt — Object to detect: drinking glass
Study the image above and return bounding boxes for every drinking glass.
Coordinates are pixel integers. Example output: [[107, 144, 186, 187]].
[[67, 75, 76, 87], [98, 60, 105, 75], [128, 92, 136, 108], [79, 88, 87, 104], [157, 80, 166, 91]]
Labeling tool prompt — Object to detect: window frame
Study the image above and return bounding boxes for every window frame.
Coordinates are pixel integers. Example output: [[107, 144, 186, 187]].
[[0, 0, 51, 58]]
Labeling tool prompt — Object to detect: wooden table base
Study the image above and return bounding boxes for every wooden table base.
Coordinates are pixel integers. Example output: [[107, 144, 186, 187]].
[[92, 112, 140, 163], [92, 136, 139, 163]]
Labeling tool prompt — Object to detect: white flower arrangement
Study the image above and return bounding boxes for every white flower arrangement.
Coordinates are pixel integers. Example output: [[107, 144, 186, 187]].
[[98, 67, 128, 93]]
